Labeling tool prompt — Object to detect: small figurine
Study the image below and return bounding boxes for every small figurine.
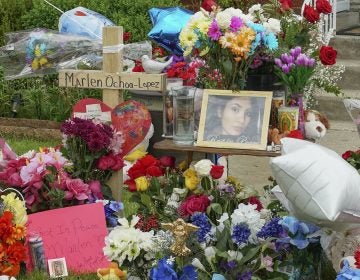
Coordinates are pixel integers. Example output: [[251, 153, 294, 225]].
[[97, 262, 127, 280], [141, 55, 173, 74], [162, 218, 198, 256]]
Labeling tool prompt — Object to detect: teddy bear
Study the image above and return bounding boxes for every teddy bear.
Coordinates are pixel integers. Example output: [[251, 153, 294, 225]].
[[304, 109, 330, 141]]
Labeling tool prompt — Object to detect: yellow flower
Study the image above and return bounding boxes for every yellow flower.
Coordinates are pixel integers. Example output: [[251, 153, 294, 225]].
[[179, 28, 198, 48], [229, 27, 255, 57], [124, 148, 147, 162], [183, 168, 200, 191], [1, 192, 28, 226], [135, 176, 149, 191], [177, 160, 188, 172], [197, 20, 211, 35], [219, 32, 235, 48]]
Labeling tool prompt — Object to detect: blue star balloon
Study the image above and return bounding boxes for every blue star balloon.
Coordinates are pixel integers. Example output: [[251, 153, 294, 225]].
[[148, 7, 193, 55]]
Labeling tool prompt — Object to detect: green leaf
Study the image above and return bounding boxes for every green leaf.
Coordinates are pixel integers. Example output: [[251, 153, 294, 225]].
[[210, 203, 223, 215], [215, 227, 230, 252], [239, 246, 261, 265]]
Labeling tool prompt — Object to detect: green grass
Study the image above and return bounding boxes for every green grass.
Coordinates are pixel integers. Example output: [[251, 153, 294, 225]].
[[5, 136, 60, 155], [18, 270, 98, 279]]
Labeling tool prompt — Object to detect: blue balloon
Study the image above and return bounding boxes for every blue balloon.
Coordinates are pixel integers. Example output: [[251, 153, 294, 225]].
[[148, 7, 193, 55], [59, 6, 115, 40]]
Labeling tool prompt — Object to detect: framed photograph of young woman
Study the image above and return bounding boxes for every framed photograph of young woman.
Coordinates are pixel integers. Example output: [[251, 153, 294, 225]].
[[196, 90, 272, 150]]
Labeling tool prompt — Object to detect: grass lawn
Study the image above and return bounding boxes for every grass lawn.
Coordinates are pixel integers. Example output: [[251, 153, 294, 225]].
[[18, 270, 98, 279], [4, 136, 60, 155]]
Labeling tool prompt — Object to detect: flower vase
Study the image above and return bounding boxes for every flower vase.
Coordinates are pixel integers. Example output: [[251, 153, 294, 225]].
[[288, 93, 305, 136]]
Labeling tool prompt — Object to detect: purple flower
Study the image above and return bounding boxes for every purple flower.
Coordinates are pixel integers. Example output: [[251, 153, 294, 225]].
[[191, 212, 212, 243], [230, 16, 243, 32], [274, 58, 283, 68], [237, 271, 252, 280], [281, 64, 291, 74], [257, 217, 286, 239], [295, 53, 307, 66], [208, 20, 222, 40], [217, 183, 236, 196], [290, 46, 302, 58], [220, 260, 237, 272], [232, 223, 250, 245]]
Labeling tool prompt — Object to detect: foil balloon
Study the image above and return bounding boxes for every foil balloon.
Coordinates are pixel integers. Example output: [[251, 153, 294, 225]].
[[59, 6, 115, 40], [148, 7, 193, 55]]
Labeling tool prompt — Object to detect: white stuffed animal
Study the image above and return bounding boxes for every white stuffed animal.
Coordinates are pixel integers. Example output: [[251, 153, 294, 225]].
[[304, 109, 330, 140]]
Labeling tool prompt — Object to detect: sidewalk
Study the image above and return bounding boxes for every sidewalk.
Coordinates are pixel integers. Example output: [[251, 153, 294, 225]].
[[228, 120, 359, 189]]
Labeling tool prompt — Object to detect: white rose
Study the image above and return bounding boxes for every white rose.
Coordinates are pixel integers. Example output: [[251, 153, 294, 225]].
[[264, 18, 281, 34], [194, 159, 213, 176]]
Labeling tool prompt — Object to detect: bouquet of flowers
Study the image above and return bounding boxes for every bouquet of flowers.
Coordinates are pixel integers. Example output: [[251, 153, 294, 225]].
[[104, 155, 328, 279], [0, 191, 27, 277], [179, 5, 280, 89], [271, 0, 344, 101], [60, 117, 125, 185], [0, 147, 103, 212]]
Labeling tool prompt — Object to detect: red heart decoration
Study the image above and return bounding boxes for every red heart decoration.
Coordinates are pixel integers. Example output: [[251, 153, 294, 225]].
[[111, 100, 152, 157], [74, 10, 87, 16], [72, 99, 152, 157], [72, 98, 112, 122]]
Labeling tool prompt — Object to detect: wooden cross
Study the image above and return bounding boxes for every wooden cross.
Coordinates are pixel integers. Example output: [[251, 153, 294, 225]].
[[58, 26, 167, 202]]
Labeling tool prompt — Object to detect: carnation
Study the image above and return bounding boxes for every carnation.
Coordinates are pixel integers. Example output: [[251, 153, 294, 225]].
[[230, 203, 265, 244], [264, 18, 281, 34]]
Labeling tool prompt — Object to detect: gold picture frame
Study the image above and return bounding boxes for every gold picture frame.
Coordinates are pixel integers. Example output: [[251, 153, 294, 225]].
[[196, 89, 272, 150]]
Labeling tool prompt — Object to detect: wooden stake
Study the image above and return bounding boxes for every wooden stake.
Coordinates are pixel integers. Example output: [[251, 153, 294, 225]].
[[102, 26, 123, 202]]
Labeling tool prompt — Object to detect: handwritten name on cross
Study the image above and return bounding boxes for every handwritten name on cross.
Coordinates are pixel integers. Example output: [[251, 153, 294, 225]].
[[58, 26, 166, 202]]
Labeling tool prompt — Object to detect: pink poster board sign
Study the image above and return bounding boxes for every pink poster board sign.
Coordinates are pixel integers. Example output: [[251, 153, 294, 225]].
[[26, 203, 109, 272]]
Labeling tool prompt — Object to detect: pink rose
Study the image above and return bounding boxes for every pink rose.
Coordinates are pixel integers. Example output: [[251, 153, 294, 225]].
[[88, 180, 103, 199], [64, 178, 90, 201], [178, 195, 211, 217], [159, 156, 176, 168]]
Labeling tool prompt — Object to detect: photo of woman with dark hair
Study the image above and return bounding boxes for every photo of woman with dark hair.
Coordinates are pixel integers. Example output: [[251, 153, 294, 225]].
[[203, 95, 265, 144]]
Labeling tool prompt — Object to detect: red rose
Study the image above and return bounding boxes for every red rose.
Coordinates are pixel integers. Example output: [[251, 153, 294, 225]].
[[146, 165, 164, 177], [342, 150, 353, 160], [210, 165, 224, 179], [280, 0, 292, 10], [319, 45, 337, 65], [248, 196, 263, 211], [303, 5, 320, 23], [159, 156, 176, 168], [97, 155, 116, 170], [132, 60, 144, 72], [286, 130, 304, 140], [201, 0, 217, 12], [110, 154, 125, 171], [123, 32, 131, 42], [127, 162, 146, 180], [125, 179, 137, 192], [355, 248, 360, 268], [140, 155, 159, 168], [178, 195, 210, 217], [316, 0, 332, 14]]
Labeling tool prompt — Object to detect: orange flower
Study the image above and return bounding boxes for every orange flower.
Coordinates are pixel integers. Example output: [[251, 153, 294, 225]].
[[6, 225, 26, 245]]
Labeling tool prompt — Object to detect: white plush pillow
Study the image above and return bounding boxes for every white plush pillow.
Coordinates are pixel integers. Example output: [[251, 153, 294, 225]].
[[270, 139, 360, 228]]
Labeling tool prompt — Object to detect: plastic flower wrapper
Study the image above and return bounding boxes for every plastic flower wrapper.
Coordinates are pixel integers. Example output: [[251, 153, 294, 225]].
[[0, 28, 152, 80]]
